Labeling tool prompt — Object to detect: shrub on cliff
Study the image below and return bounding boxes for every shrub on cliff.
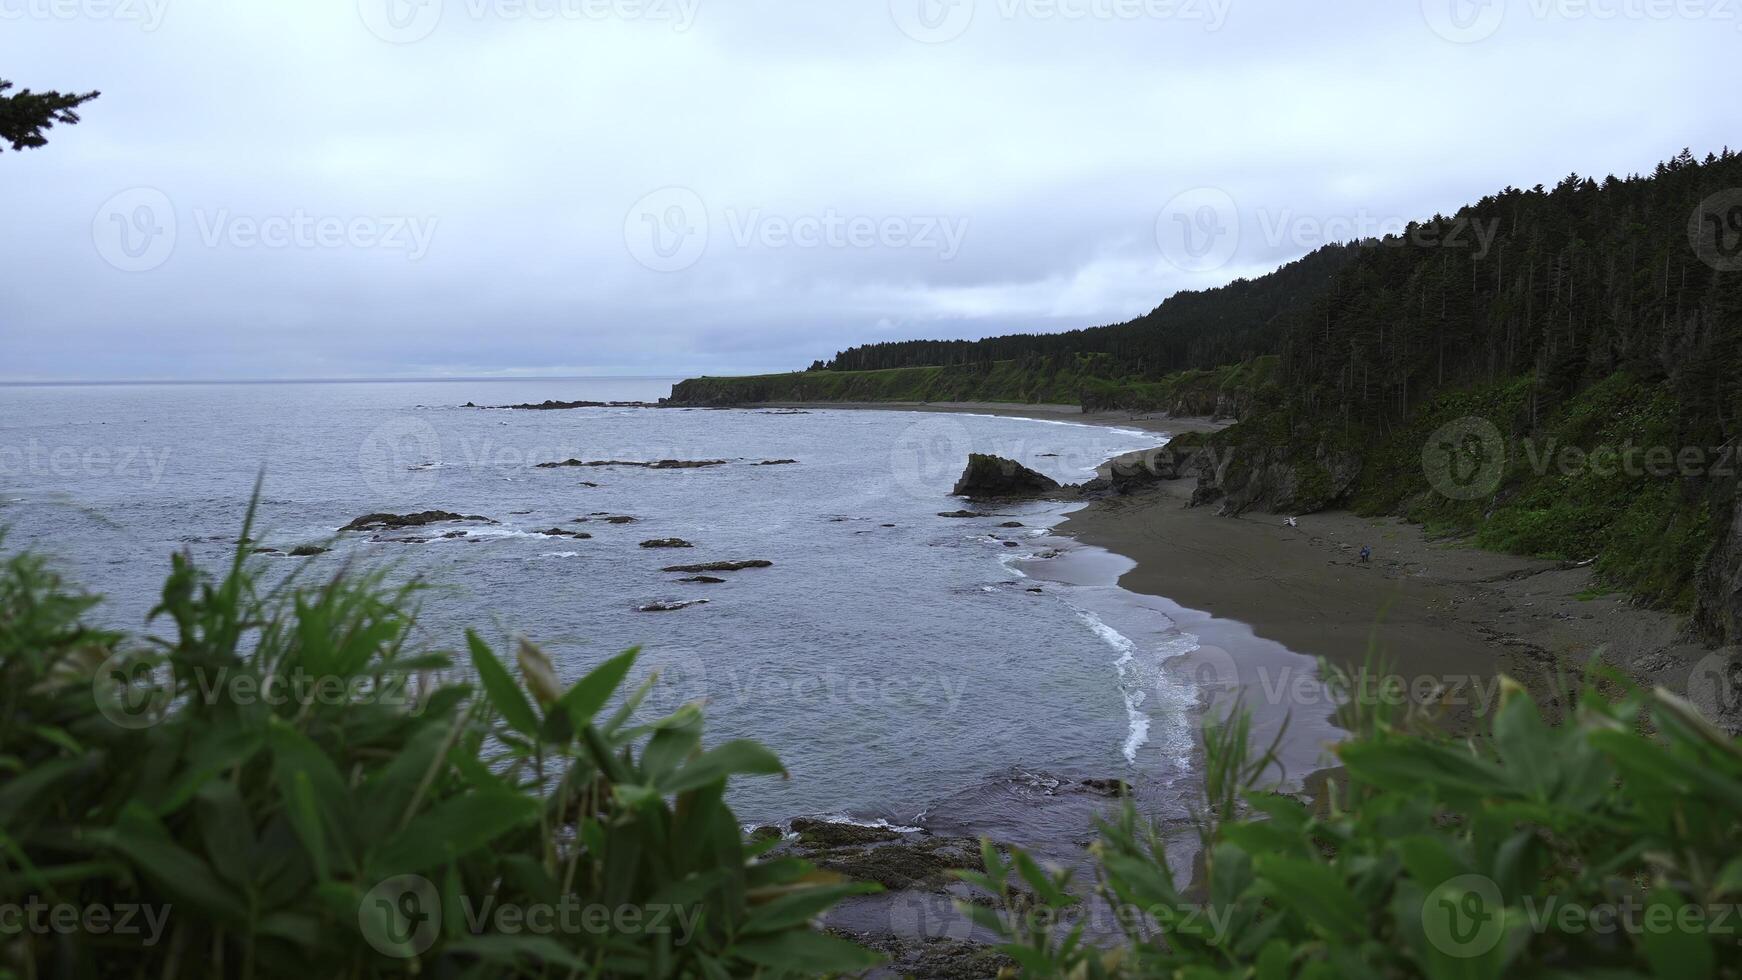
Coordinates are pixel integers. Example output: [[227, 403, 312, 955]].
[[0, 516, 879, 977]]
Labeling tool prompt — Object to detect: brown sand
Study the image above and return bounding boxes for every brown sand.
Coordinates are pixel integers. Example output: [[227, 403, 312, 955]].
[[743, 402, 1719, 728]]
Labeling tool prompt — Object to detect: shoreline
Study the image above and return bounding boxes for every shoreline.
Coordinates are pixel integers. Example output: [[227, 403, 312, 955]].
[[729, 400, 1720, 730]]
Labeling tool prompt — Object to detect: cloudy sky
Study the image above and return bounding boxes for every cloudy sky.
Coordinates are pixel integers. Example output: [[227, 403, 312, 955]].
[[3, 0, 1737, 381]]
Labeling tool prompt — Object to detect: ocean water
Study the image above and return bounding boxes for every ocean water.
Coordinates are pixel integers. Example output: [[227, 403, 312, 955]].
[[0, 379, 1242, 849]]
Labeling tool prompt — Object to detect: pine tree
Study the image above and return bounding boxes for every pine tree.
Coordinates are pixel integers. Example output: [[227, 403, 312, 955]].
[[0, 79, 99, 153]]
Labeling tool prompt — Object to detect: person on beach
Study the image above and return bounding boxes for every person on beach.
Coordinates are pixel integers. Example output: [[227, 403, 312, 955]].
[[1359, 544, 1371, 563]]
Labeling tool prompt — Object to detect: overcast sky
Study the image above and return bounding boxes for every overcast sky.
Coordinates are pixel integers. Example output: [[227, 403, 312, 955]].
[[3, 0, 1737, 381]]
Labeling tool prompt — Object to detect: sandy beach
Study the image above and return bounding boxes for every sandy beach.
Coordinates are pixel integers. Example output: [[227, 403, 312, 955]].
[[749, 400, 1721, 732]]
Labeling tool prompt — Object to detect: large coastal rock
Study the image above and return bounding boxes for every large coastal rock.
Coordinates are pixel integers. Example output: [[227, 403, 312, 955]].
[[341, 511, 495, 532], [951, 454, 1067, 499], [1190, 440, 1361, 515]]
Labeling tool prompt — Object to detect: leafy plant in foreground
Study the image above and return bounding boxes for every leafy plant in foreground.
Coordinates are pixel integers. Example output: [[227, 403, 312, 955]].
[[959, 661, 1742, 978], [0, 521, 880, 978]]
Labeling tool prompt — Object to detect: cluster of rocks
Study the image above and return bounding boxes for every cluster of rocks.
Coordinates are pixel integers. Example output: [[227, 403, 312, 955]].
[[536, 458, 729, 470], [462, 399, 657, 410], [341, 510, 496, 531]]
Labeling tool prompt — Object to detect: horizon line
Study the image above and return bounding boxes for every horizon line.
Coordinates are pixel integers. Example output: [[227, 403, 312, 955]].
[[0, 374, 696, 388]]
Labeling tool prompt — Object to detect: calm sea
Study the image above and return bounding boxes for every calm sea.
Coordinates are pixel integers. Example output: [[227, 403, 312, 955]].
[[0, 379, 1258, 851]]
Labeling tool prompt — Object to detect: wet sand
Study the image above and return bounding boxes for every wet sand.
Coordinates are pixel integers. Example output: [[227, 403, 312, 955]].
[[762, 401, 1715, 728]]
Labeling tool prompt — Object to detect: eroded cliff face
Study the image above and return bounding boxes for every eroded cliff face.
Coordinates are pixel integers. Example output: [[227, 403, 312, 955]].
[[1696, 484, 1742, 646], [1189, 440, 1362, 516]]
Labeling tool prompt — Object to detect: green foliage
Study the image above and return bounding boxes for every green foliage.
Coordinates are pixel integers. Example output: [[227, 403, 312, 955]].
[[961, 665, 1742, 978], [0, 517, 878, 978], [0, 79, 99, 153]]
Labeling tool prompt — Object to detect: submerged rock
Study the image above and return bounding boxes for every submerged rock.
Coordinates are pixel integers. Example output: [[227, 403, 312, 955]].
[[937, 510, 983, 518], [757, 458, 799, 466], [288, 545, 330, 556], [342, 511, 495, 531], [538, 528, 592, 539], [537, 458, 729, 470], [660, 559, 772, 573], [678, 575, 727, 584], [640, 538, 693, 548], [998, 521, 1024, 528], [637, 598, 710, 612], [951, 454, 1067, 500], [790, 818, 901, 849]]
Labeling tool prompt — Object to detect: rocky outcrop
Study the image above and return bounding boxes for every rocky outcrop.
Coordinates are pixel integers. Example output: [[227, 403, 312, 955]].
[[538, 528, 591, 539], [637, 599, 709, 612], [288, 545, 330, 556], [937, 510, 983, 518], [537, 459, 729, 470], [1190, 440, 1361, 515], [951, 454, 1067, 499], [341, 511, 495, 532], [640, 538, 693, 548], [661, 559, 773, 573], [469, 399, 656, 410]]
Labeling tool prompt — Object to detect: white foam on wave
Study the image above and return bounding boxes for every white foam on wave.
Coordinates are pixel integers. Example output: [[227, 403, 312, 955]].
[[532, 551, 580, 559], [1073, 608, 1201, 767]]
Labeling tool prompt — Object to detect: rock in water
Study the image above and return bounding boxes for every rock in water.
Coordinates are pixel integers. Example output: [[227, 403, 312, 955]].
[[342, 511, 496, 531], [640, 538, 694, 548], [951, 454, 1066, 499], [660, 559, 772, 573]]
